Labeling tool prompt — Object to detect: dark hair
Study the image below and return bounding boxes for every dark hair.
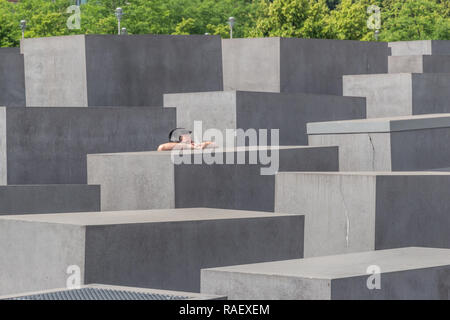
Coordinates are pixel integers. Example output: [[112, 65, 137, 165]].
[[168, 128, 192, 142]]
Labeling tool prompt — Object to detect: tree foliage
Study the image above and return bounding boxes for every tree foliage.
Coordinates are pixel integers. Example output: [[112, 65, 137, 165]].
[[0, 0, 449, 47], [380, 0, 450, 41]]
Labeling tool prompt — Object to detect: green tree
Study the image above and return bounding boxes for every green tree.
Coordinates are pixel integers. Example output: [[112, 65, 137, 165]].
[[0, 0, 20, 47], [250, 0, 332, 38], [326, 0, 382, 41], [380, 0, 450, 41], [1, 0, 449, 47]]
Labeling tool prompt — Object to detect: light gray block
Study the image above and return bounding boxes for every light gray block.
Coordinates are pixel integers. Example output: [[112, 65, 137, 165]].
[[0, 185, 100, 215], [1, 284, 225, 300], [0, 106, 174, 185], [275, 172, 450, 257], [388, 55, 450, 73], [164, 91, 366, 146], [343, 73, 450, 118], [223, 38, 388, 95], [22, 35, 223, 107], [0, 208, 304, 295], [0, 48, 25, 107], [201, 247, 450, 300], [87, 146, 339, 212], [308, 114, 450, 171], [389, 40, 450, 56]]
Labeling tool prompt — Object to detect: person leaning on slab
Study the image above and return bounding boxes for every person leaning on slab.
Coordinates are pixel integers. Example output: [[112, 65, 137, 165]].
[[157, 128, 215, 151]]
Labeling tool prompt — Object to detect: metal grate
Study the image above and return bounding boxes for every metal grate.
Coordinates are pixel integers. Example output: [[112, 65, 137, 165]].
[[7, 287, 190, 300]]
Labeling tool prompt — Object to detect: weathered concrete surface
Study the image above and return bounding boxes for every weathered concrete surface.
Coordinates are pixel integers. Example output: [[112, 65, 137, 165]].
[[223, 38, 388, 95], [275, 172, 450, 257], [164, 91, 366, 145], [88, 151, 176, 211], [343, 73, 450, 118], [201, 247, 450, 300], [0, 48, 25, 107], [0, 185, 100, 215], [308, 114, 450, 171], [389, 40, 450, 56], [1, 106, 175, 185], [1, 284, 225, 300], [22, 35, 87, 107], [388, 55, 450, 73], [87, 146, 339, 212], [22, 35, 223, 107], [0, 208, 304, 295]]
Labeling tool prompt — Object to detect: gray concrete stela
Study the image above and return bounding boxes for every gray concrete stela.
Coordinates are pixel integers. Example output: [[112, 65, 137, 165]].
[[87, 146, 339, 212], [0, 47, 25, 107], [21, 35, 223, 107], [0, 106, 175, 185], [0, 208, 304, 295], [0, 36, 449, 300]]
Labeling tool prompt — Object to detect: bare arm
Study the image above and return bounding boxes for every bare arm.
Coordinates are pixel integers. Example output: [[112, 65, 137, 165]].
[[157, 142, 179, 151], [199, 141, 216, 149]]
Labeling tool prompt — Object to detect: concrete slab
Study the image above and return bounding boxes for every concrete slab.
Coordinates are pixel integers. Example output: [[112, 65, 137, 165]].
[[389, 40, 450, 56], [275, 172, 450, 257], [307, 114, 450, 171], [0, 208, 304, 295], [343, 73, 450, 118], [0, 48, 25, 107], [388, 55, 450, 73], [201, 247, 450, 300], [164, 91, 366, 145], [223, 38, 388, 95], [0, 106, 175, 185], [1, 284, 225, 300], [0, 185, 100, 215], [21, 35, 223, 107], [87, 146, 339, 212]]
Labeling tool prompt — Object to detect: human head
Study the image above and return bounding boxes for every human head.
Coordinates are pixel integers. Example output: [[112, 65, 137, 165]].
[[168, 128, 192, 143], [179, 134, 192, 143]]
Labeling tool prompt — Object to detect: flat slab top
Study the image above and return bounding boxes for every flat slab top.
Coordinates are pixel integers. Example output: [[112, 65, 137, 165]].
[[307, 113, 450, 134], [277, 171, 450, 177], [203, 247, 450, 280], [0, 208, 301, 226], [1, 106, 165, 110], [388, 40, 450, 56], [0, 284, 223, 300], [163, 90, 360, 99], [88, 145, 329, 157]]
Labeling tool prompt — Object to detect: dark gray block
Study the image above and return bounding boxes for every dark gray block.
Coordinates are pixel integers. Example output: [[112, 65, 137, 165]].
[[0, 48, 25, 107], [223, 38, 388, 95], [87, 146, 339, 212], [164, 91, 366, 145], [0, 208, 304, 295], [343, 73, 450, 118], [22, 35, 223, 107], [389, 40, 450, 56], [175, 147, 338, 212], [275, 172, 450, 257], [201, 247, 450, 300], [0, 106, 175, 184], [0, 185, 100, 215], [388, 55, 450, 73], [308, 114, 450, 171]]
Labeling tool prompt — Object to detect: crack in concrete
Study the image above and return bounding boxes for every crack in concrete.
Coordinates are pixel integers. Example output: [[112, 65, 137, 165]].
[[367, 133, 376, 171], [338, 176, 350, 248]]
